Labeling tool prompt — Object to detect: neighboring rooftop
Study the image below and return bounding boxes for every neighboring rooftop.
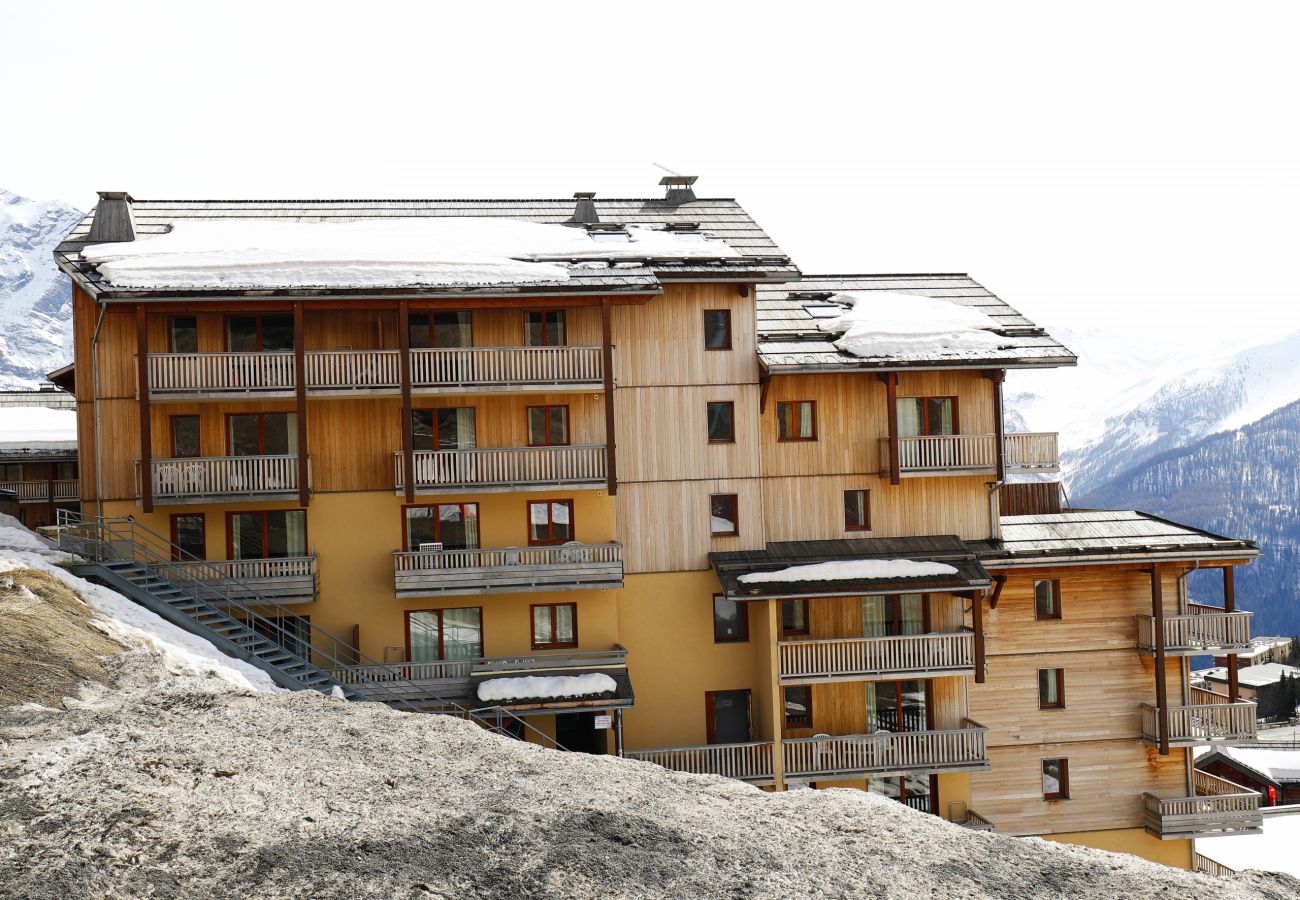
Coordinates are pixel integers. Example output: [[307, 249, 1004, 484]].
[[1198, 746, 1300, 785], [0, 405, 77, 457], [1205, 663, 1300, 689]]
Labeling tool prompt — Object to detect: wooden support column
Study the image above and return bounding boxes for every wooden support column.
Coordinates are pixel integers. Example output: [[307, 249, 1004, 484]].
[[882, 372, 900, 485], [601, 298, 618, 496], [398, 300, 415, 505], [135, 304, 153, 513], [1225, 566, 1240, 702], [1152, 566, 1170, 755], [293, 302, 310, 508], [767, 598, 785, 791], [988, 369, 1007, 482], [971, 592, 986, 684]]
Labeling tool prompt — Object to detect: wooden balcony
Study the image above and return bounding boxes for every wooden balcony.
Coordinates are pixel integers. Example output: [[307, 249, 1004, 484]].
[[143, 455, 307, 504], [879, 432, 1059, 476], [957, 810, 995, 832], [393, 446, 607, 493], [147, 346, 604, 399], [1144, 771, 1262, 839], [0, 480, 79, 503], [1140, 693, 1258, 747], [1137, 606, 1253, 655], [782, 720, 990, 783], [625, 742, 775, 785], [393, 543, 623, 597], [778, 631, 976, 685], [166, 556, 318, 604]]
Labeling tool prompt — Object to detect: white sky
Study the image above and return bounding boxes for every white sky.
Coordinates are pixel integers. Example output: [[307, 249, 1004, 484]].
[[3, 0, 1300, 353]]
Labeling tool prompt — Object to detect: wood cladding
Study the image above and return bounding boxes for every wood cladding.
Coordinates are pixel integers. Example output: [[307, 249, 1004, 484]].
[[611, 284, 759, 388], [615, 384, 762, 483]]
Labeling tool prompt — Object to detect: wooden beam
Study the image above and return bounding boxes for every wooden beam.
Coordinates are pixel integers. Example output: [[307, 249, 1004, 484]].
[[972, 592, 986, 684], [398, 300, 415, 504], [1225, 566, 1240, 702], [759, 372, 771, 414], [293, 302, 310, 507], [135, 304, 153, 513], [1152, 566, 1170, 755], [601, 298, 618, 496], [988, 369, 1006, 482], [767, 598, 785, 791], [882, 372, 900, 486], [988, 574, 1007, 609]]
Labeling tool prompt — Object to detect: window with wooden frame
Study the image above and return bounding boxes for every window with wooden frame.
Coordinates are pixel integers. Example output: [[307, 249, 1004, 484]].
[[408, 311, 472, 349], [406, 607, 483, 662], [781, 598, 810, 637], [526, 405, 570, 447], [705, 689, 752, 744], [404, 503, 479, 551], [0, 463, 20, 482], [776, 400, 817, 441], [170, 513, 205, 561], [784, 685, 813, 729], [844, 489, 871, 531], [1042, 758, 1070, 800], [528, 500, 573, 545], [1038, 668, 1065, 709], [712, 594, 749, 643], [702, 309, 732, 350], [710, 493, 738, 536], [706, 401, 735, 444], [412, 407, 476, 451], [55, 462, 77, 480], [1035, 579, 1062, 620], [896, 396, 958, 437], [170, 415, 201, 458], [168, 315, 198, 353], [226, 412, 297, 456], [225, 314, 294, 352], [524, 310, 566, 347], [531, 602, 577, 649], [227, 510, 307, 560]]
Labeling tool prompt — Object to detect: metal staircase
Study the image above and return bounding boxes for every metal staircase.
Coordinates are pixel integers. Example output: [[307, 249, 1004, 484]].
[[56, 510, 564, 747]]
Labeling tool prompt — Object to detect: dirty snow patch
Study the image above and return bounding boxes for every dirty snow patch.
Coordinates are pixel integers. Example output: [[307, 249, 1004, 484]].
[[738, 559, 959, 584], [477, 673, 616, 702]]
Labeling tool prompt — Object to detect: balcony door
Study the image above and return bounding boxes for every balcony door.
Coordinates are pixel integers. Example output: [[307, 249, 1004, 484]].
[[410, 311, 472, 349], [226, 314, 294, 352], [865, 679, 929, 734], [412, 408, 476, 451], [228, 413, 297, 456], [229, 510, 307, 560], [404, 503, 480, 553], [869, 773, 934, 814], [406, 607, 483, 662], [896, 397, 956, 437], [861, 594, 926, 637], [706, 689, 752, 744]]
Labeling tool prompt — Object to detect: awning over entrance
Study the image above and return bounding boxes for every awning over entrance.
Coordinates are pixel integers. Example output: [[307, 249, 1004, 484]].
[[468, 652, 634, 717], [710, 535, 992, 601]]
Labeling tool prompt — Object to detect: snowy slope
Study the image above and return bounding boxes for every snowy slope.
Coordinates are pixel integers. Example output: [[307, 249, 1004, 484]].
[[0, 189, 81, 389]]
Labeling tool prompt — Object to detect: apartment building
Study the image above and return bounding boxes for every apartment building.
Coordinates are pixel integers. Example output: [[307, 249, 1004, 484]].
[[0, 386, 80, 527], [53, 183, 1264, 870]]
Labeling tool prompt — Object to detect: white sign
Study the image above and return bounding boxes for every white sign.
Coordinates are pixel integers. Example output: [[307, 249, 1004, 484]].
[[594, 714, 613, 730]]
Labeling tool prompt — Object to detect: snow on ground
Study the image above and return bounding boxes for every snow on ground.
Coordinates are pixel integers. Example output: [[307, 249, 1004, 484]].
[[0, 405, 76, 449], [477, 673, 616, 702], [80, 218, 741, 290], [815, 291, 1025, 360], [738, 559, 959, 584], [1199, 809, 1300, 880]]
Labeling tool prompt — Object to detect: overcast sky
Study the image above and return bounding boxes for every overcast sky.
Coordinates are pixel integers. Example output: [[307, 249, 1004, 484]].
[[4, 1, 1299, 354]]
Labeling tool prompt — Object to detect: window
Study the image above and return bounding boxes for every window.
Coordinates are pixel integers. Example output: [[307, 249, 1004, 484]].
[[531, 603, 577, 649], [784, 685, 813, 729], [409, 311, 472, 349], [170, 415, 201, 458], [866, 680, 928, 733], [226, 314, 293, 352], [870, 774, 933, 814], [862, 595, 925, 637], [253, 615, 311, 660], [168, 316, 198, 353], [407, 607, 482, 662], [703, 309, 732, 350], [705, 689, 752, 744], [706, 401, 735, 443], [170, 514, 205, 560], [712, 594, 749, 643], [528, 500, 573, 545], [844, 489, 870, 531], [527, 405, 570, 446], [897, 397, 957, 436], [1039, 668, 1065, 709], [524, 310, 566, 347], [710, 493, 738, 536], [1042, 758, 1070, 800], [1035, 579, 1062, 620], [404, 504, 479, 551], [781, 598, 809, 637], [227, 412, 297, 456], [776, 400, 817, 441], [412, 408, 477, 451], [228, 510, 307, 560], [0, 463, 21, 481], [55, 462, 77, 481]]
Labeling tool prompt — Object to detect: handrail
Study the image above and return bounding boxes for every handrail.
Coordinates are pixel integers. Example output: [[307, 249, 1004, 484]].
[[55, 509, 565, 751]]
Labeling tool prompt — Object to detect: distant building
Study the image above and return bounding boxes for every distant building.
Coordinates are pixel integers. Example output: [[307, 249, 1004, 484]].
[[1197, 747, 1300, 806], [0, 389, 79, 528], [1201, 662, 1300, 704], [1215, 636, 1295, 670]]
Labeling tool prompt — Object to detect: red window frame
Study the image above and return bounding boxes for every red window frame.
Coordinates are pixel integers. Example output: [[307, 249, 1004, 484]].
[[706, 401, 736, 444], [1035, 579, 1063, 620], [167, 315, 198, 353], [1038, 668, 1066, 709], [704, 689, 752, 744], [523, 309, 566, 347], [222, 313, 293, 352], [781, 598, 810, 637], [898, 395, 960, 435], [775, 400, 817, 442], [408, 310, 472, 349], [403, 606, 484, 662], [526, 404, 570, 447], [411, 406, 477, 451], [530, 602, 578, 649], [712, 593, 750, 644], [401, 502, 480, 551], [784, 685, 813, 730], [225, 411, 294, 455], [527, 499, 574, 546], [844, 489, 870, 532], [1042, 758, 1070, 801], [710, 493, 739, 537], [224, 509, 307, 560], [703, 309, 732, 351], [170, 414, 201, 458], [169, 513, 205, 561]]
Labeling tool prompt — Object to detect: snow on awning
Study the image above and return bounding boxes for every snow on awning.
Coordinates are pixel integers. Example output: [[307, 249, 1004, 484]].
[[468, 666, 634, 715], [477, 674, 616, 703], [738, 559, 959, 585]]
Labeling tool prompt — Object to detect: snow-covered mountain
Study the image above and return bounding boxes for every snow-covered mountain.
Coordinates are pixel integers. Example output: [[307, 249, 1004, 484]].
[[0, 189, 81, 388]]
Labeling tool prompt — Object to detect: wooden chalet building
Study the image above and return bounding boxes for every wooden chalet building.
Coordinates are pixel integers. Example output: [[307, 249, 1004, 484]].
[[51, 183, 1265, 870], [0, 387, 80, 527]]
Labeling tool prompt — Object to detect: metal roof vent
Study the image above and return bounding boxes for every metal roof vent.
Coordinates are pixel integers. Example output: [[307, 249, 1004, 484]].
[[659, 175, 698, 204], [584, 222, 630, 243], [664, 222, 701, 232], [87, 191, 136, 243], [570, 191, 599, 225]]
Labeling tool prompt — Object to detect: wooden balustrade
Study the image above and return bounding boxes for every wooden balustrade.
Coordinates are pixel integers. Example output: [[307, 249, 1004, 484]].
[[626, 742, 775, 782], [165, 555, 318, 602], [778, 632, 975, 683], [1140, 700, 1257, 746], [1191, 685, 1234, 706], [394, 542, 623, 597], [305, 350, 401, 391], [147, 455, 305, 501], [394, 446, 606, 491], [879, 432, 1058, 475], [52, 480, 79, 500], [1136, 610, 1253, 654], [783, 719, 989, 780], [0, 480, 80, 502], [148, 352, 296, 395], [1003, 432, 1060, 471], [410, 346, 604, 389], [1144, 771, 1262, 838], [959, 810, 995, 832]]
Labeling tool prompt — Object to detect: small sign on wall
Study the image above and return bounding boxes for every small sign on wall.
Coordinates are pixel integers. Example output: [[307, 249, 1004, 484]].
[[594, 714, 613, 730]]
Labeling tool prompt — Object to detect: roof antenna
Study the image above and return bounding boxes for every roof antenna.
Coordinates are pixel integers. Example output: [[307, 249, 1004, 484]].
[[653, 162, 683, 177]]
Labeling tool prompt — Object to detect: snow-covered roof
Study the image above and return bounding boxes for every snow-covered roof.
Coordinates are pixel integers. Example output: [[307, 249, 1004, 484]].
[[1203, 746, 1300, 783], [1205, 663, 1300, 689], [0, 405, 77, 454]]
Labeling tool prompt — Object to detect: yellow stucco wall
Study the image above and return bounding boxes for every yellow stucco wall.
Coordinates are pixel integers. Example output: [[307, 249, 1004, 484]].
[[1040, 828, 1193, 870]]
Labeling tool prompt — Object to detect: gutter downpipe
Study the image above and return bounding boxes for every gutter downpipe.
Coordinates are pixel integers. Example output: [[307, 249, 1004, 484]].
[[91, 301, 108, 518]]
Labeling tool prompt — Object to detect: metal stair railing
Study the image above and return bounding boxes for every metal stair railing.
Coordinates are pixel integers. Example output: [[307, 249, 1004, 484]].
[[54, 509, 566, 751]]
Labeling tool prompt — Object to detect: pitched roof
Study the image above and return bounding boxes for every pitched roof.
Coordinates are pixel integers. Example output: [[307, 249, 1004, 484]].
[[756, 274, 1075, 372]]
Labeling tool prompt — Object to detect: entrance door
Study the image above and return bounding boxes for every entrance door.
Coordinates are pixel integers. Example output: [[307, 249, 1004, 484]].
[[555, 712, 605, 754], [706, 689, 753, 744]]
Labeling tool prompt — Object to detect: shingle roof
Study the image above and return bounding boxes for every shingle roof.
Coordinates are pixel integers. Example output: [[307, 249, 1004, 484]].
[[756, 274, 1075, 372]]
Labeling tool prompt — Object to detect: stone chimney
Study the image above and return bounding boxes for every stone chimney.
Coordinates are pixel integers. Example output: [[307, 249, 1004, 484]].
[[87, 191, 136, 243]]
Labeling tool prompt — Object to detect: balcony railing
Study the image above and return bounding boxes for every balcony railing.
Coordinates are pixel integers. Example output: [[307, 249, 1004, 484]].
[[393, 446, 607, 492], [879, 432, 1059, 476], [147, 346, 604, 397], [626, 742, 775, 784], [958, 810, 995, 832], [782, 719, 989, 782], [145, 455, 307, 503], [1144, 771, 1262, 839], [1140, 698, 1258, 747], [0, 480, 79, 502], [393, 543, 623, 597], [165, 555, 318, 603], [778, 631, 976, 684], [1137, 608, 1253, 655]]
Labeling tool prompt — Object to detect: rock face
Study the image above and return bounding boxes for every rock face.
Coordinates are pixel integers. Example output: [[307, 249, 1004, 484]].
[[0, 189, 82, 388]]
